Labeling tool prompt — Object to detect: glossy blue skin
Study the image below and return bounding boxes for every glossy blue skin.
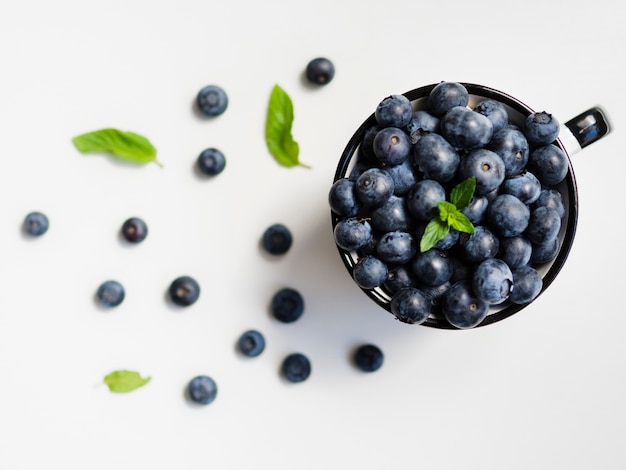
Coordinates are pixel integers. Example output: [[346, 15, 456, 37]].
[[383, 160, 418, 196], [353, 255, 388, 289], [413, 133, 460, 183], [530, 237, 560, 264], [525, 206, 561, 245], [384, 265, 417, 293], [524, 111, 560, 145], [441, 106, 494, 150], [406, 179, 446, 221], [354, 344, 384, 372], [237, 330, 266, 357], [532, 188, 565, 219], [169, 276, 201, 306], [281, 353, 311, 383], [305, 57, 335, 85], [442, 280, 489, 329], [271, 287, 305, 323], [23, 211, 49, 236], [355, 168, 395, 208], [527, 144, 569, 186], [472, 258, 513, 305], [461, 195, 489, 225], [359, 125, 381, 162], [188, 375, 218, 405], [96, 280, 125, 308], [262, 223, 293, 255], [501, 171, 541, 205], [373, 127, 411, 166], [371, 195, 411, 233], [458, 149, 505, 195], [487, 128, 529, 177], [487, 194, 530, 237], [329, 178, 362, 218], [459, 225, 500, 264], [197, 85, 228, 117], [510, 265, 543, 304], [474, 99, 509, 133], [375, 94, 413, 128], [334, 218, 372, 251], [497, 235, 532, 269], [390, 287, 431, 324], [197, 147, 226, 176], [406, 110, 440, 144], [410, 249, 453, 287], [121, 217, 148, 243], [427, 82, 469, 117], [376, 231, 416, 265]]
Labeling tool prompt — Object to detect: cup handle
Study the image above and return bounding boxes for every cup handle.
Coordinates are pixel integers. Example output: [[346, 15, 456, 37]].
[[560, 106, 612, 156]]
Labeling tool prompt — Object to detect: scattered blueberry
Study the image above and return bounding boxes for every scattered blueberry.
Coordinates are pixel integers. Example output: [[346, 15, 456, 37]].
[[262, 223, 293, 255], [237, 330, 266, 357], [96, 280, 125, 308], [121, 217, 148, 243], [23, 211, 49, 236], [281, 353, 311, 383], [187, 375, 218, 405], [270, 287, 304, 323], [197, 147, 226, 176], [305, 57, 335, 85], [196, 85, 228, 117], [353, 344, 384, 372], [168, 275, 200, 307]]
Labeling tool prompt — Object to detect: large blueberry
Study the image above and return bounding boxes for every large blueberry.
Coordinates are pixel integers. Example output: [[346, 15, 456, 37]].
[[501, 171, 541, 205], [383, 160, 418, 196], [405, 110, 440, 143], [23, 211, 49, 237], [334, 217, 373, 251], [390, 287, 431, 324], [370, 195, 411, 233], [187, 375, 218, 405], [527, 144, 569, 186], [524, 111, 560, 145], [169, 276, 200, 307], [376, 231, 416, 265], [271, 287, 305, 323], [373, 127, 411, 166], [384, 265, 417, 293], [406, 179, 446, 221], [121, 217, 148, 243], [497, 235, 532, 269], [525, 206, 561, 245], [441, 106, 494, 150], [375, 94, 413, 128], [458, 149, 506, 195], [262, 223, 293, 255], [353, 344, 384, 372], [487, 194, 530, 237], [355, 168, 395, 208], [510, 265, 543, 304], [427, 82, 469, 117], [472, 258, 513, 305], [459, 225, 499, 264], [413, 133, 460, 183], [196, 85, 228, 117], [352, 255, 388, 289], [305, 57, 335, 85], [410, 249, 453, 287], [532, 188, 565, 219], [487, 128, 529, 177], [197, 147, 226, 176], [474, 99, 509, 133], [461, 195, 489, 225], [442, 280, 489, 329], [281, 353, 311, 383], [530, 237, 560, 264], [329, 178, 362, 218]]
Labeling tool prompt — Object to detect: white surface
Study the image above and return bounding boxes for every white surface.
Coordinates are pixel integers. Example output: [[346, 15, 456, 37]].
[[0, 1, 624, 468]]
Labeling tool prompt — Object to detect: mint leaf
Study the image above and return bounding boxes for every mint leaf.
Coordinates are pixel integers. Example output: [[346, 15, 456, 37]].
[[448, 211, 475, 234], [420, 218, 450, 252], [104, 370, 151, 393], [450, 176, 476, 209], [265, 84, 309, 168], [438, 201, 458, 224], [72, 128, 161, 166]]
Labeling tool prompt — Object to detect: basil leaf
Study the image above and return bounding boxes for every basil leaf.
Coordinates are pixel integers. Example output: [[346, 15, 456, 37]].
[[420, 218, 450, 252], [450, 176, 476, 209], [72, 128, 161, 166], [265, 84, 309, 168], [448, 211, 475, 234], [104, 370, 151, 393]]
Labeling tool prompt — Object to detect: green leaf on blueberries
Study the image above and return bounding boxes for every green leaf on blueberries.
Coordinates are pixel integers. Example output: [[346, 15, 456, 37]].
[[104, 370, 151, 393], [72, 128, 161, 167], [450, 176, 476, 209], [438, 201, 458, 224], [420, 218, 450, 252], [265, 84, 309, 168], [448, 210, 474, 234]]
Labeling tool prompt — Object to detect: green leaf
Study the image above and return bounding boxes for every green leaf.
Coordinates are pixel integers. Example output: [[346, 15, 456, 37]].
[[420, 218, 450, 252], [72, 128, 161, 166], [448, 211, 475, 234], [265, 84, 308, 168], [437, 201, 458, 224], [450, 176, 476, 209], [104, 370, 151, 393]]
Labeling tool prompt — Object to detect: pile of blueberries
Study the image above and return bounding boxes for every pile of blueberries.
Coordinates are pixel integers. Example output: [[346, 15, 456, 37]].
[[329, 81, 569, 329]]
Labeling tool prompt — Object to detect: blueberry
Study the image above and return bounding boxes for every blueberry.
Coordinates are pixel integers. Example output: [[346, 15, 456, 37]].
[[524, 111, 559, 145], [329, 178, 362, 217], [427, 82, 469, 117], [487, 127, 529, 177], [370, 195, 411, 233], [530, 237, 560, 264], [196, 147, 226, 176], [281, 353, 311, 383], [525, 206, 561, 245], [352, 255, 388, 289], [384, 265, 417, 293], [270, 287, 304, 323], [196, 85, 228, 117], [472, 258, 513, 305], [474, 99, 509, 133], [510, 265, 543, 304], [121, 217, 148, 243], [501, 171, 541, 205], [262, 223, 293, 255], [355, 168, 395, 208], [376, 231, 417, 264], [187, 375, 218, 405], [461, 195, 489, 225], [353, 344, 384, 372], [487, 194, 530, 237], [390, 287, 431, 324], [527, 144, 569, 186], [237, 330, 266, 357], [23, 211, 49, 236], [168, 275, 200, 307], [497, 235, 532, 269], [442, 280, 489, 329], [375, 94, 413, 128], [406, 110, 441, 134], [359, 125, 381, 162], [406, 179, 446, 221], [415, 223, 459, 251], [383, 160, 418, 196], [334, 217, 373, 252], [411, 249, 453, 287], [96, 280, 125, 308], [441, 106, 494, 150], [459, 225, 499, 264], [532, 189, 565, 219], [305, 57, 335, 85], [458, 149, 505, 195], [413, 133, 460, 183], [373, 127, 411, 166]]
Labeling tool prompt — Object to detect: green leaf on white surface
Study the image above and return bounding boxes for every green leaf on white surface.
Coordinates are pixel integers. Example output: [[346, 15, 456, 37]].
[[72, 128, 161, 167], [104, 370, 151, 393]]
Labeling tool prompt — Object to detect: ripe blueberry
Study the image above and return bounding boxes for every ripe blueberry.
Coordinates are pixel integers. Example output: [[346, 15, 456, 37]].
[[270, 287, 304, 323], [353, 344, 384, 372], [121, 217, 148, 243], [197, 148, 226, 176], [305, 57, 335, 85], [281, 353, 311, 383], [196, 85, 228, 117], [390, 287, 431, 324], [237, 330, 266, 357], [262, 223, 293, 255], [375, 94, 413, 128], [352, 255, 388, 290], [442, 280, 489, 329], [187, 375, 218, 405], [23, 211, 49, 236], [96, 280, 125, 308], [168, 275, 200, 307]]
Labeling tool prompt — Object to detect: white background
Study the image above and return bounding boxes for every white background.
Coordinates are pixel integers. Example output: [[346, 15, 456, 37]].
[[0, 0, 624, 468]]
